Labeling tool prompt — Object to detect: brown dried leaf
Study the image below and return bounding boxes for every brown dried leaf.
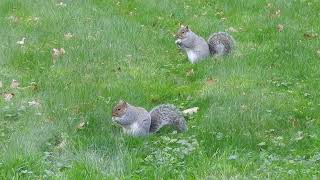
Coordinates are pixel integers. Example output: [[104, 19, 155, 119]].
[[206, 77, 217, 85], [304, 32, 318, 39]]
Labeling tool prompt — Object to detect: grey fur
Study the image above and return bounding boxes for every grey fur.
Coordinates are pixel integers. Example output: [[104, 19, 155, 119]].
[[207, 32, 235, 56], [176, 30, 210, 63], [149, 104, 187, 133], [112, 103, 187, 136], [113, 104, 151, 136], [175, 27, 235, 63]]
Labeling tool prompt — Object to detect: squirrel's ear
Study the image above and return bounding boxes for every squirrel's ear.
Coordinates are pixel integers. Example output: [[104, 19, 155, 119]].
[[186, 25, 189, 30], [119, 100, 127, 105]]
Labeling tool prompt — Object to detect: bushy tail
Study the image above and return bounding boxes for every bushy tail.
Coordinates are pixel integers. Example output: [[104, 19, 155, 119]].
[[149, 104, 187, 133], [207, 32, 235, 56]]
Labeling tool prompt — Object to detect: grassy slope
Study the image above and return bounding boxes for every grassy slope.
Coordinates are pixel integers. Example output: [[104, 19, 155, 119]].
[[0, 0, 320, 179]]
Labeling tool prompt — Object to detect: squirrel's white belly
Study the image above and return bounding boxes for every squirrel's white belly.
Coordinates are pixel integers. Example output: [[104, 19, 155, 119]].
[[123, 122, 140, 135], [186, 50, 199, 63]]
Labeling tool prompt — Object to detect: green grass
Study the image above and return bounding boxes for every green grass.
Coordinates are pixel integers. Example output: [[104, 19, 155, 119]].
[[1, 0, 320, 179]]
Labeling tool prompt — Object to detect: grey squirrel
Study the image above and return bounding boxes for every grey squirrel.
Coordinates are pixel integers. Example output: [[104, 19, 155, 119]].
[[111, 100, 187, 136], [175, 25, 235, 63]]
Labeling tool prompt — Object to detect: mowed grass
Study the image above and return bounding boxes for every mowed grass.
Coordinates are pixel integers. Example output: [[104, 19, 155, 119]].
[[0, 0, 320, 179]]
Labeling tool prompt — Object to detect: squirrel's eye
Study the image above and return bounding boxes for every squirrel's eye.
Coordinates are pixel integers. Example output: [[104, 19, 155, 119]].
[[117, 108, 121, 111]]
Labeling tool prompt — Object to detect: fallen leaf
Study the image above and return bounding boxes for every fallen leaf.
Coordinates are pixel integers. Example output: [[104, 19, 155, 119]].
[[240, 105, 248, 112], [30, 82, 38, 91], [27, 16, 39, 22], [277, 24, 284, 32], [52, 48, 60, 59], [215, 11, 224, 16], [257, 142, 266, 146], [56, 139, 67, 150], [16, 37, 26, 45], [228, 27, 238, 33], [60, 48, 65, 55], [275, 9, 281, 17], [77, 121, 87, 130], [294, 131, 304, 141], [228, 155, 238, 160], [304, 92, 311, 97], [183, 107, 199, 115], [64, 33, 74, 40], [304, 32, 318, 39], [52, 48, 65, 64], [3, 93, 14, 102], [10, 79, 19, 88], [56, 2, 67, 7], [206, 77, 217, 85], [186, 69, 194, 77], [28, 100, 40, 107], [8, 15, 19, 23]]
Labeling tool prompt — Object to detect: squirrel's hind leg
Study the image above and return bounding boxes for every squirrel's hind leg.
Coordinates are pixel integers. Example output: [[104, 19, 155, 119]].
[[214, 44, 225, 56]]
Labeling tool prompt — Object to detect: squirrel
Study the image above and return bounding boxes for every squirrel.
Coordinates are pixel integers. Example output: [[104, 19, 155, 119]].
[[175, 25, 235, 63], [111, 100, 187, 136]]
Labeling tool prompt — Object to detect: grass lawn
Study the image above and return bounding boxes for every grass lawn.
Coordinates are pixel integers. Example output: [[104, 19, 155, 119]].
[[0, 0, 320, 179]]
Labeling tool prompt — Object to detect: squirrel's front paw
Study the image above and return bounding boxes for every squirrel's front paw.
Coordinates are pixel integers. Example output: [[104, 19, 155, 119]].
[[175, 39, 182, 45]]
